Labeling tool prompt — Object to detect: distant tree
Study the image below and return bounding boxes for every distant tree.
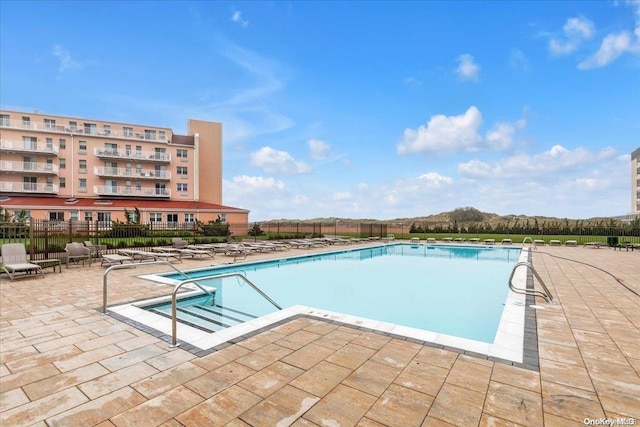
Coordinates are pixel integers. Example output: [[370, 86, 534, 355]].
[[449, 207, 484, 223]]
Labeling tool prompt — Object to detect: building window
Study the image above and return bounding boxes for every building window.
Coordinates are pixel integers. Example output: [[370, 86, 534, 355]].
[[49, 212, 64, 221], [79, 160, 87, 171], [14, 210, 30, 222], [97, 212, 111, 228], [85, 212, 93, 221], [79, 178, 87, 188], [59, 138, 66, 149], [79, 141, 87, 152], [103, 124, 111, 135], [177, 149, 188, 158], [144, 130, 156, 140], [69, 121, 77, 132], [185, 213, 194, 222], [123, 127, 133, 137], [105, 143, 118, 154], [150, 213, 162, 222], [59, 177, 66, 188], [219, 214, 227, 223], [177, 183, 188, 192], [0, 114, 9, 126], [60, 158, 66, 169], [44, 119, 56, 130], [159, 130, 166, 141], [177, 166, 188, 176], [125, 145, 131, 155], [46, 138, 53, 150], [22, 116, 30, 127], [22, 136, 37, 150], [167, 214, 178, 223], [84, 123, 97, 135]]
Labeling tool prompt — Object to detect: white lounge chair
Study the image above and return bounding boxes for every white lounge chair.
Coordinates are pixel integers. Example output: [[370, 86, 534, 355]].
[[65, 243, 92, 267], [1, 243, 44, 281]]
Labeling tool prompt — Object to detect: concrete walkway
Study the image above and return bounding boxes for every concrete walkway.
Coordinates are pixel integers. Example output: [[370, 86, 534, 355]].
[[1, 244, 639, 426]]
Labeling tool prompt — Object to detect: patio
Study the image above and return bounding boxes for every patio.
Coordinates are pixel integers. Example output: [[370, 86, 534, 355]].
[[1, 243, 639, 426]]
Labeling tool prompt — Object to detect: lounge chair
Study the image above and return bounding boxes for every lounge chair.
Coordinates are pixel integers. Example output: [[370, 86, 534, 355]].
[[171, 238, 189, 249], [468, 238, 480, 244], [1, 243, 44, 281], [564, 240, 578, 246], [84, 241, 107, 257], [483, 239, 495, 245], [65, 242, 92, 267], [118, 249, 182, 263], [101, 254, 134, 266], [501, 239, 512, 245], [426, 237, 436, 243]]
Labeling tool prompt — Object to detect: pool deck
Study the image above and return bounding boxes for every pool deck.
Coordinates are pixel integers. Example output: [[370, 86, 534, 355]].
[[1, 243, 639, 426]]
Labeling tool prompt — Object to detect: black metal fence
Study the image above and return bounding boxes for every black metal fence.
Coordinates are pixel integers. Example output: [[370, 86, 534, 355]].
[[1, 219, 638, 261]]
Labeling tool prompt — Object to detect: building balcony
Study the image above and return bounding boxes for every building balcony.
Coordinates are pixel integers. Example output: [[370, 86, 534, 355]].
[[0, 139, 59, 155], [0, 118, 168, 142], [0, 181, 59, 194], [93, 148, 171, 162], [0, 161, 59, 174], [93, 166, 171, 180], [93, 185, 171, 198]]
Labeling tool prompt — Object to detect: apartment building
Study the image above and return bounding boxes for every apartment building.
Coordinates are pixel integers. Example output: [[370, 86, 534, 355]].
[[0, 110, 249, 225], [633, 147, 640, 214]]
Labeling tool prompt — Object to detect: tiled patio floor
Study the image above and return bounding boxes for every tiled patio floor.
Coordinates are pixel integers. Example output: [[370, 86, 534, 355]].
[[1, 244, 639, 426]]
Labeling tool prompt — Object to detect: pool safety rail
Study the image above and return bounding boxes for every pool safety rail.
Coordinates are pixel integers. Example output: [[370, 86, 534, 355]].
[[101, 261, 282, 347], [508, 261, 555, 303], [102, 260, 215, 315], [169, 273, 282, 347]]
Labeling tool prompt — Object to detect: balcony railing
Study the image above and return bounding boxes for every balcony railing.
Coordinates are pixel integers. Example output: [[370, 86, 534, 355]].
[[93, 185, 171, 198], [0, 160, 59, 174], [0, 118, 168, 142], [93, 148, 171, 162], [0, 181, 59, 194], [0, 139, 59, 155], [93, 166, 171, 180]]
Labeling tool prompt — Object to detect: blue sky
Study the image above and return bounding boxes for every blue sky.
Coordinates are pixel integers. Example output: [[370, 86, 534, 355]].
[[1, 1, 639, 221]]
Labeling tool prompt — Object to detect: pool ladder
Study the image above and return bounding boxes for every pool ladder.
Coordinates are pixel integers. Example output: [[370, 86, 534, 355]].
[[508, 261, 555, 303], [102, 261, 282, 347]]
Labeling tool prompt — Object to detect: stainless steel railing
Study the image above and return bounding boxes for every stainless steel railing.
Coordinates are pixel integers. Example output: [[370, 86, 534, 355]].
[[170, 273, 281, 347], [508, 261, 554, 303], [102, 260, 213, 314]]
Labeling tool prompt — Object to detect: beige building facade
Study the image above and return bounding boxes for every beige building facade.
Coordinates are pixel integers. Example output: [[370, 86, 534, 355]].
[[633, 147, 640, 214], [0, 110, 248, 224]]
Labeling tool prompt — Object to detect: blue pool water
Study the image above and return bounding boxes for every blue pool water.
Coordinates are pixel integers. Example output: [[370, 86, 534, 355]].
[[162, 244, 521, 343]]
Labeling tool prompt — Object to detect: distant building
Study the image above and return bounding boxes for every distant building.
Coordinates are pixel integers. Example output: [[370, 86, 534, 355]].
[[0, 110, 249, 225], [633, 147, 640, 214]]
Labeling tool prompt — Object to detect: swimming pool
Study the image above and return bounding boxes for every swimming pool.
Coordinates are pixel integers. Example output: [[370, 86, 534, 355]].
[[161, 244, 521, 343], [110, 243, 530, 361]]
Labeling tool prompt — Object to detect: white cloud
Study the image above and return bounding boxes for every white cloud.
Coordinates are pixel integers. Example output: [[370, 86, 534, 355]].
[[308, 139, 331, 160], [225, 175, 287, 194], [509, 48, 530, 70], [398, 106, 483, 155], [404, 76, 422, 86], [457, 145, 617, 179], [231, 10, 249, 27], [332, 192, 352, 201], [398, 106, 527, 156], [52, 45, 81, 73], [455, 54, 480, 82], [250, 146, 311, 174], [548, 16, 595, 56], [578, 31, 635, 69]]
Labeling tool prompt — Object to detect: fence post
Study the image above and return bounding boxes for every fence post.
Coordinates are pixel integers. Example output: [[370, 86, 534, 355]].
[[29, 217, 35, 260]]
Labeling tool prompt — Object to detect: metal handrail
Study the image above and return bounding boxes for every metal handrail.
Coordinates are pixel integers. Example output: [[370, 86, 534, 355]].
[[508, 261, 554, 303], [170, 273, 282, 347], [102, 260, 213, 314], [522, 237, 536, 248]]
